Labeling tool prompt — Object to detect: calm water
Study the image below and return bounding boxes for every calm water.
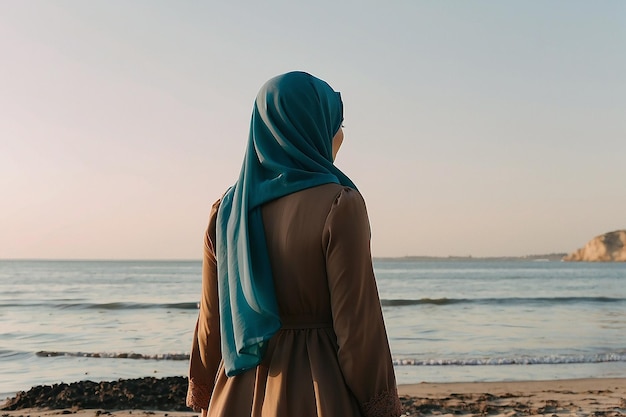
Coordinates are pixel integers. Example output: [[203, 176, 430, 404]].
[[1, 259, 625, 399]]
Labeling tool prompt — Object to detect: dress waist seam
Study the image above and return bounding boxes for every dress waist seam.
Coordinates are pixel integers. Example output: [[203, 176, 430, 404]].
[[280, 321, 333, 330]]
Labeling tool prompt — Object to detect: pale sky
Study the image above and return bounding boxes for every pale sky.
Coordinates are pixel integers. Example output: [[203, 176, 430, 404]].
[[1, 1, 625, 259]]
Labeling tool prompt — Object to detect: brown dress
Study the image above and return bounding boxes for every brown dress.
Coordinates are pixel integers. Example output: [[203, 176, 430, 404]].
[[186, 183, 402, 417]]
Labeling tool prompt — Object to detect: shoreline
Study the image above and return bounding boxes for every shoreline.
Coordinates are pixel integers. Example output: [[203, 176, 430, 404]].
[[399, 377, 626, 415], [3, 377, 625, 416]]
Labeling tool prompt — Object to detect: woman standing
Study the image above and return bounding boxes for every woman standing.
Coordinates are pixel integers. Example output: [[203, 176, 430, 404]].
[[186, 71, 401, 417]]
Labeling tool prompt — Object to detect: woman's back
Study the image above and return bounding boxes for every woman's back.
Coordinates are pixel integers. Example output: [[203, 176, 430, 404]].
[[201, 184, 400, 416], [262, 183, 343, 320]]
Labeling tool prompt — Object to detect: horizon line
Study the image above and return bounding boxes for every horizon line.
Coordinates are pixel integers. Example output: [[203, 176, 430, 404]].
[[0, 253, 569, 262]]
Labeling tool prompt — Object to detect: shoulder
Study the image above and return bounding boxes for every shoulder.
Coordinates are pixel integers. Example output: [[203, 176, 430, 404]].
[[207, 197, 222, 227], [298, 183, 366, 208], [205, 196, 224, 252], [324, 186, 370, 233], [322, 186, 372, 252], [210, 197, 222, 215], [328, 186, 368, 216], [302, 183, 368, 217]]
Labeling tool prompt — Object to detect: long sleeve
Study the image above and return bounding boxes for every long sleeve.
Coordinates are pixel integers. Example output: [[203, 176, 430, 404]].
[[323, 188, 402, 417], [186, 200, 222, 411]]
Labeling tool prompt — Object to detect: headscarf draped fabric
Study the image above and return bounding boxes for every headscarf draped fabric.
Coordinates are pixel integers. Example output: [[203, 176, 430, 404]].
[[215, 71, 356, 376]]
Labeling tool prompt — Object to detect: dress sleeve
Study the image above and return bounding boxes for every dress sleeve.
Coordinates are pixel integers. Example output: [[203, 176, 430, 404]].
[[186, 199, 222, 411], [323, 188, 402, 417]]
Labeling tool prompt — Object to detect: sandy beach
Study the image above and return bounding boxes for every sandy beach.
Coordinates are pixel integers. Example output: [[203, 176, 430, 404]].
[[2, 377, 625, 417], [398, 378, 626, 416]]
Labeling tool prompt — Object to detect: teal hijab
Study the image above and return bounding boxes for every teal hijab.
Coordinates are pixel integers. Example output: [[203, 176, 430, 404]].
[[216, 71, 356, 376]]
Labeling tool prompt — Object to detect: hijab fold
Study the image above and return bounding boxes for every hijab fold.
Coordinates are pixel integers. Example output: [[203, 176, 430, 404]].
[[216, 71, 356, 376]]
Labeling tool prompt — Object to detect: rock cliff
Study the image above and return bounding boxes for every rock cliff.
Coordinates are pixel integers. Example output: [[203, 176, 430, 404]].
[[563, 230, 626, 262]]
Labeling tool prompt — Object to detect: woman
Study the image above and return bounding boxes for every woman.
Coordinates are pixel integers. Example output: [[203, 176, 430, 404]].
[[186, 71, 402, 417]]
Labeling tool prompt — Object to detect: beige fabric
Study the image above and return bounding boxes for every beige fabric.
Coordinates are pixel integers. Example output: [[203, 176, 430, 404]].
[[187, 184, 402, 417]]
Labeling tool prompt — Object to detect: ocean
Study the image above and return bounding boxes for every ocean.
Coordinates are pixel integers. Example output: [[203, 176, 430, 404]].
[[1, 259, 625, 400]]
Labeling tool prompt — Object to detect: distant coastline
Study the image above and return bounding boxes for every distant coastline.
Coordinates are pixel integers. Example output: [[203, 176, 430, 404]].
[[1, 255, 570, 262], [374, 253, 568, 262]]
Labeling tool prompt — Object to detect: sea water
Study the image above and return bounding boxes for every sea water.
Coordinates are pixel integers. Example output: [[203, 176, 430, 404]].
[[1, 259, 625, 399]]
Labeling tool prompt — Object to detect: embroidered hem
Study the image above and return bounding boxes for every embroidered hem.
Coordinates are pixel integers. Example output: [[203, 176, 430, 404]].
[[186, 377, 212, 412], [362, 388, 403, 417]]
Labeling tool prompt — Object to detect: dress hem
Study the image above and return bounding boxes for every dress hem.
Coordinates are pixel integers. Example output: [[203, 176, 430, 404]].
[[362, 387, 403, 417]]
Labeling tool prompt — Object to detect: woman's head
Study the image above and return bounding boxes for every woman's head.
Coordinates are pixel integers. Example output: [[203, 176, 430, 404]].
[[253, 71, 343, 163]]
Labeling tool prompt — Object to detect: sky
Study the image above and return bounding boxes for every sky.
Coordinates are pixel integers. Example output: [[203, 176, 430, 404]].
[[1, 1, 625, 259]]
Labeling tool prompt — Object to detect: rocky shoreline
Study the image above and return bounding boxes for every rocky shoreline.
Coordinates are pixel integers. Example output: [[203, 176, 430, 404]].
[[563, 230, 626, 262], [1, 377, 189, 412], [3, 377, 626, 416], [0, 376, 513, 415]]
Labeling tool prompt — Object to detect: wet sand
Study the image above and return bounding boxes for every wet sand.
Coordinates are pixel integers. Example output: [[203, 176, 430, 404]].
[[398, 377, 626, 416]]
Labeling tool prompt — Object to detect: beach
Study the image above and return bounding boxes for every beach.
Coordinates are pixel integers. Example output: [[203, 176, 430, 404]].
[[398, 378, 626, 416], [2, 377, 625, 417]]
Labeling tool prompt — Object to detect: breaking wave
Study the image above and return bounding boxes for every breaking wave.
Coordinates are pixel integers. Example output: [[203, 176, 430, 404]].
[[381, 296, 625, 307], [36, 351, 190, 360], [393, 352, 626, 366], [33, 350, 626, 366], [5, 297, 622, 311]]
